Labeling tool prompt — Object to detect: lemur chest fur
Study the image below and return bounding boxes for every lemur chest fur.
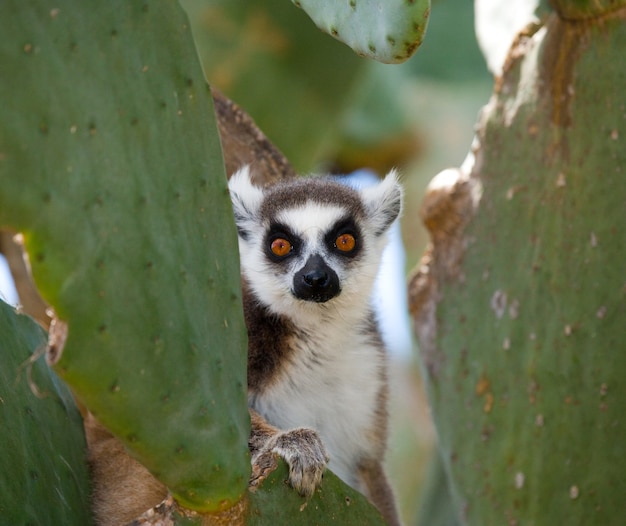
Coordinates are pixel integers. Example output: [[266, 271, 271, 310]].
[[246, 297, 386, 488]]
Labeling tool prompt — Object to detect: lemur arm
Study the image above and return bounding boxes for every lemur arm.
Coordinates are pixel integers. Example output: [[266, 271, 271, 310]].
[[248, 408, 329, 498]]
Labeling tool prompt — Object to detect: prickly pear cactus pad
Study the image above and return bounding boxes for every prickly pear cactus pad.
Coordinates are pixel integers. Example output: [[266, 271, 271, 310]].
[[0, 0, 249, 513], [410, 7, 626, 526], [292, 0, 430, 63], [247, 461, 387, 525], [0, 299, 92, 525]]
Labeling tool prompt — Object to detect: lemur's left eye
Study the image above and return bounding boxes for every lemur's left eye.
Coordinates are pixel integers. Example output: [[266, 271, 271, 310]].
[[335, 233, 356, 252], [270, 238, 292, 257]]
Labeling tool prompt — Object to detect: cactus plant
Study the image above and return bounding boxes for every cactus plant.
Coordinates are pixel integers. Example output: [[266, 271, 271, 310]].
[[0, 298, 92, 524], [292, 0, 430, 64], [0, 1, 392, 523], [0, 0, 250, 513], [410, 2, 626, 525]]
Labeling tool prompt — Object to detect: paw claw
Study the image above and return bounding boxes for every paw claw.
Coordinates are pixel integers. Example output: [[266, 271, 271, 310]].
[[248, 451, 278, 492], [251, 427, 328, 497]]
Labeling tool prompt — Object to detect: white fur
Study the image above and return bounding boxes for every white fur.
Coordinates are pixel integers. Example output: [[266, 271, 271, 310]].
[[251, 318, 385, 490], [228, 166, 265, 238], [361, 169, 403, 235]]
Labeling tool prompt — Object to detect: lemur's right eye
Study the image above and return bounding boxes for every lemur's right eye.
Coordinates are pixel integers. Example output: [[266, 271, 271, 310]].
[[270, 238, 292, 257]]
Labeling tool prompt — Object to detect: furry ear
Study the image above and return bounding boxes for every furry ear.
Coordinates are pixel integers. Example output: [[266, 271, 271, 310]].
[[360, 170, 403, 236], [228, 166, 265, 240]]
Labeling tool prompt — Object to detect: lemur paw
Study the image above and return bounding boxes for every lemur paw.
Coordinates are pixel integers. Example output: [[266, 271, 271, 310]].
[[250, 427, 329, 498]]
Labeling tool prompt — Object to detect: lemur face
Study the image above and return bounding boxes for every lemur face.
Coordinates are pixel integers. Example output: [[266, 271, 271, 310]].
[[264, 202, 362, 303], [229, 167, 402, 316]]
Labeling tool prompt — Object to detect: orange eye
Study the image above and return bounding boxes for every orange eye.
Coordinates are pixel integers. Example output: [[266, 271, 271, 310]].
[[335, 233, 356, 252], [270, 238, 292, 257]]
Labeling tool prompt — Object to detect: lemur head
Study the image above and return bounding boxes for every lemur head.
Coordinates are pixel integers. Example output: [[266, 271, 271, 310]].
[[229, 166, 402, 319]]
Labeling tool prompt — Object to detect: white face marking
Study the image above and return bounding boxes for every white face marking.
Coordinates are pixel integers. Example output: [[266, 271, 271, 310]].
[[278, 204, 346, 239]]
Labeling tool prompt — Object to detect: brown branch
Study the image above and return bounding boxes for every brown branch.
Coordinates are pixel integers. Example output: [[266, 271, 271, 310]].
[[212, 88, 295, 185]]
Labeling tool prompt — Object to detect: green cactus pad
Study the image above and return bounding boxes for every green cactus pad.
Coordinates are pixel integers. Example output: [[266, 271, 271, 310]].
[[292, 0, 430, 63], [0, 299, 92, 525], [414, 10, 626, 526], [0, 0, 248, 513], [247, 460, 387, 525]]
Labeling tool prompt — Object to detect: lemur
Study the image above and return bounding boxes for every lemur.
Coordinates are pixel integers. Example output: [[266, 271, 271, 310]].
[[85, 167, 402, 526], [230, 166, 402, 526]]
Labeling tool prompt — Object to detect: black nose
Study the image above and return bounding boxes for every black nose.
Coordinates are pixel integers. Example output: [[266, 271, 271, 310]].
[[293, 255, 340, 303], [303, 269, 329, 287]]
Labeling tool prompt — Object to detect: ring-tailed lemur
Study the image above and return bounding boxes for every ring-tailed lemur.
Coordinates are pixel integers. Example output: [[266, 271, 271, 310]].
[[229, 166, 402, 526]]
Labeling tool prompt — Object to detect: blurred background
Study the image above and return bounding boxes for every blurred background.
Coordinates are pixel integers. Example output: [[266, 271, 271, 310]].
[[0, 1, 493, 523]]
